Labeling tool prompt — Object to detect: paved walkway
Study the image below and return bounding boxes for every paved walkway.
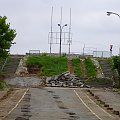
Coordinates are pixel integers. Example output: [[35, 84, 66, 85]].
[[0, 88, 28, 120], [4, 88, 119, 120], [91, 88, 120, 113]]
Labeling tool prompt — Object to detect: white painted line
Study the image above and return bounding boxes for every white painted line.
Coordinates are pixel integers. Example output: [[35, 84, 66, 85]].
[[74, 90, 102, 120], [46, 87, 80, 90], [86, 94, 114, 118], [2, 88, 29, 119]]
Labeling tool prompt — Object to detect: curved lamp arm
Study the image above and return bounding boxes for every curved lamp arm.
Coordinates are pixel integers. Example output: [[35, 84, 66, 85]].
[[107, 12, 120, 19]]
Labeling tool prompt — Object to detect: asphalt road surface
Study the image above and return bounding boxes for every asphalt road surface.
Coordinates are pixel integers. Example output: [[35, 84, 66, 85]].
[[3, 87, 119, 120]]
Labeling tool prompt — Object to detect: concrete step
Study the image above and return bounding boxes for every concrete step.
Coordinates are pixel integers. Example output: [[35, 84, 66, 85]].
[[2, 55, 22, 76], [99, 59, 113, 78]]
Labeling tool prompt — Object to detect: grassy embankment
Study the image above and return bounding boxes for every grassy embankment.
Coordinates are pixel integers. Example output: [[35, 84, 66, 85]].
[[84, 58, 113, 87], [84, 58, 96, 78], [110, 56, 120, 88], [26, 56, 97, 78], [26, 56, 68, 76], [72, 57, 96, 78], [72, 58, 81, 77]]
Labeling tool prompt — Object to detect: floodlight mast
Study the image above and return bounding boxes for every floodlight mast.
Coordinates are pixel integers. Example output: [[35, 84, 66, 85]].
[[58, 24, 67, 56], [107, 12, 120, 18]]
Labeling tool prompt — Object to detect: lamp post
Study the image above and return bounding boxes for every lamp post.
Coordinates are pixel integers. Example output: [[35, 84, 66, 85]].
[[9, 42, 16, 54], [107, 12, 120, 88], [11, 42, 16, 45], [107, 11, 120, 56], [107, 12, 120, 18], [58, 24, 67, 56]]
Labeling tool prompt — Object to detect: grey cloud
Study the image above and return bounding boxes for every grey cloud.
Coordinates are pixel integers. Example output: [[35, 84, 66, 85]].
[[0, 0, 120, 55]]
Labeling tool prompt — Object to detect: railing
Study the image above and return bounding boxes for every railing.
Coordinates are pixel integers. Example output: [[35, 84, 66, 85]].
[[1, 58, 8, 72]]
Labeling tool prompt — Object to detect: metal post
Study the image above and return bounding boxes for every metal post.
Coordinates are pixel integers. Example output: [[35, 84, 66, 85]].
[[58, 24, 67, 56], [83, 44, 85, 56], [50, 7, 53, 54], [59, 26, 62, 56], [119, 47, 120, 56]]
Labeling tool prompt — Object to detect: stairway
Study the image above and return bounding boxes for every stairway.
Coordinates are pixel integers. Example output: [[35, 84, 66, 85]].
[[99, 59, 113, 78], [2, 55, 22, 77]]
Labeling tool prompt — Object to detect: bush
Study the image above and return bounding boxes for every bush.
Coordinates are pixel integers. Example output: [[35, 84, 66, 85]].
[[112, 56, 120, 76]]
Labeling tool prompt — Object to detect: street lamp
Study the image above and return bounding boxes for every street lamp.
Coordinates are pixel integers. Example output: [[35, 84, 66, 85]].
[[107, 11, 120, 88], [9, 42, 16, 54], [11, 42, 16, 45], [106, 11, 120, 56], [58, 24, 67, 56], [107, 12, 120, 18]]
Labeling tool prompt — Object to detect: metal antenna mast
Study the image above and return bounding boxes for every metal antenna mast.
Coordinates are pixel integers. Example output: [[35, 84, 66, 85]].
[[50, 6, 53, 54], [48, 7, 72, 55], [68, 8, 71, 54], [59, 7, 63, 55], [60, 7, 63, 25]]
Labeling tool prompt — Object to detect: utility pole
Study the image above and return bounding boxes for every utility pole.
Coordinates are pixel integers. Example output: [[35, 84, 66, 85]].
[[83, 44, 85, 56], [50, 7, 53, 54], [68, 8, 71, 54]]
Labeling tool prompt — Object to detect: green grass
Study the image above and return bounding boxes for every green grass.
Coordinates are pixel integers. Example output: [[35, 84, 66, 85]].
[[26, 56, 67, 76], [72, 58, 81, 77], [107, 58, 114, 70], [84, 58, 96, 78], [0, 80, 8, 90]]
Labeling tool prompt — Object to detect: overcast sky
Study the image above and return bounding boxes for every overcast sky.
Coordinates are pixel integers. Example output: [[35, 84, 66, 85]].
[[0, 0, 120, 55]]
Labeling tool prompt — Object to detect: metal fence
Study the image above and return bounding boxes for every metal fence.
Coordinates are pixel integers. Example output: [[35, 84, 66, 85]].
[[93, 51, 111, 58]]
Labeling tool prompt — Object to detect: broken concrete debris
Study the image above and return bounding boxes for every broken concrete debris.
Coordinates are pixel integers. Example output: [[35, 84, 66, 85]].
[[47, 72, 90, 88]]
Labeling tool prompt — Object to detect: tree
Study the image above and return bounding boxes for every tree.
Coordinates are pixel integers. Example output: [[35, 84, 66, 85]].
[[112, 56, 120, 70], [112, 56, 120, 88], [0, 16, 16, 58]]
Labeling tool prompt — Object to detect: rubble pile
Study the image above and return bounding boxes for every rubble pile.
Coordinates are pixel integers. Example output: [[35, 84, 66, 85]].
[[47, 72, 90, 88]]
